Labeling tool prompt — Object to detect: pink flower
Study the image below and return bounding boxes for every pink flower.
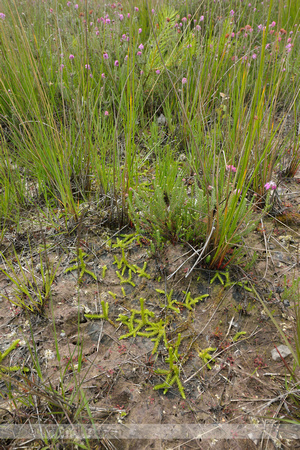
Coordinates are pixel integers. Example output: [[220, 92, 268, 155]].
[[0, 12, 5, 19], [69, 54, 75, 60], [252, 53, 257, 59], [137, 51, 142, 56], [230, 10, 235, 16], [67, 1, 71, 6], [151, 9, 155, 14], [85, 64, 91, 70], [156, 69, 160, 74], [138, 28, 142, 33], [140, 70, 144, 75], [195, 25, 201, 31], [75, 4, 78, 9], [119, 14, 124, 21], [182, 77, 187, 84], [270, 21, 276, 27], [114, 60, 119, 66], [105, 18, 110, 24], [96, 30, 99, 36], [226, 165, 237, 173], [127, 13, 130, 18], [138, 43, 144, 50], [59, 64, 64, 71], [182, 17, 187, 22], [104, 111, 109, 116], [101, 73, 105, 78], [200, 15, 204, 22], [134, 7, 139, 12], [50, 8, 53, 13], [103, 53, 109, 59], [264, 181, 277, 190]]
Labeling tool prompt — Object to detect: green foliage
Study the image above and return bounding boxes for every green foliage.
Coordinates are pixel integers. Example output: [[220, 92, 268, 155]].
[[154, 345, 186, 399], [233, 331, 247, 342], [129, 177, 211, 246], [0, 249, 61, 314], [65, 248, 97, 283], [0, 339, 29, 374], [198, 347, 217, 370], [181, 291, 209, 311]]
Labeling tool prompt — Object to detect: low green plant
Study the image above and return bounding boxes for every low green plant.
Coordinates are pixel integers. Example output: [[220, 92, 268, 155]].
[[0, 339, 29, 374], [154, 345, 186, 399], [128, 176, 211, 247], [181, 291, 209, 311], [65, 248, 97, 283], [0, 249, 61, 314], [198, 347, 217, 370]]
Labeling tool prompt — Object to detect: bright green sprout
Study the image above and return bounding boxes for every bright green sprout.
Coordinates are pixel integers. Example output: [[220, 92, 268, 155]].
[[233, 331, 246, 342], [116, 269, 136, 286], [102, 265, 107, 279], [0, 339, 29, 374], [210, 271, 230, 285], [117, 298, 155, 339], [138, 319, 168, 354], [182, 291, 209, 310], [154, 346, 186, 399], [133, 262, 151, 279], [113, 249, 136, 272], [155, 288, 180, 313], [112, 233, 140, 249], [198, 347, 217, 370], [65, 248, 97, 283]]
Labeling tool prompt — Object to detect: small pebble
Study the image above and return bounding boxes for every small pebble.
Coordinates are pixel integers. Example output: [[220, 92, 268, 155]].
[[271, 345, 291, 361]]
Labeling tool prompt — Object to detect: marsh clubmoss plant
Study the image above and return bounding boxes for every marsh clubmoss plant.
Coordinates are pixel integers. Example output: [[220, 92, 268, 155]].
[[198, 347, 217, 370], [85, 300, 116, 327], [181, 291, 209, 310], [154, 346, 186, 399], [116, 269, 136, 287], [155, 288, 180, 313], [65, 248, 97, 283], [0, 339, 29, 374]]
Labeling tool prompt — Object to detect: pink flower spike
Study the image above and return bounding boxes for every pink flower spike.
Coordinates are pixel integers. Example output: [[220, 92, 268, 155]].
[[101, 73, 105, 78], [137, 51, 142, 56], [134, 7, 139, 12], [104, 111, 109, 116], [156, 69, 160, 74], [69, 54, 75, 60], [138, 43, 144, 50], [230, 10, 235, 16], [226, 165, 237, 173], [0, 12, 5, 19], [114, 60, 119, 66], [103, 53, 109, 59], [138, 28, 142, 33], [264, 181, 277, 190], [182, 77, 187, 84], [75, 4, 78, 9], [200, 15, 204, 22]]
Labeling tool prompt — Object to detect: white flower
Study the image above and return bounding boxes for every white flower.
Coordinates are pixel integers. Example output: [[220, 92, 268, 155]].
[[44, 349, 55, 360]]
